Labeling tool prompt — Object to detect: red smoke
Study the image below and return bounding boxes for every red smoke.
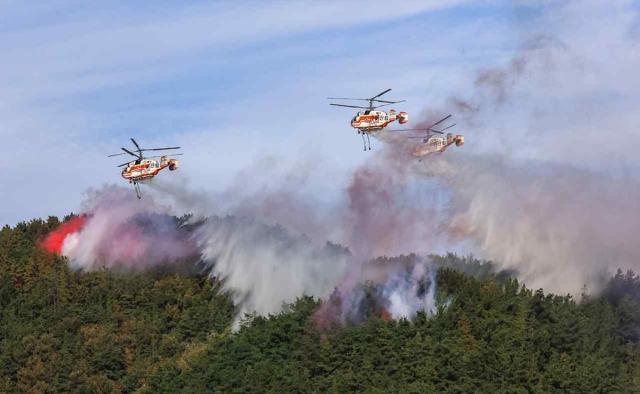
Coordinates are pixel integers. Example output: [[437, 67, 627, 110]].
[[40, 215, 87, 255]]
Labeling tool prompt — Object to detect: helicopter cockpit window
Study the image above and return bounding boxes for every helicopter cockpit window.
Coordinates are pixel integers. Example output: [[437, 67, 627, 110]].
[[364, 110, 371, 115]]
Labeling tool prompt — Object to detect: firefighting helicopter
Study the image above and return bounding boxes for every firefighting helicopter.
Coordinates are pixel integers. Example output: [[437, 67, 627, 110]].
[[390, 114, 464, 157], [107, 138, 182, 199], [328, 88, 408, 151]]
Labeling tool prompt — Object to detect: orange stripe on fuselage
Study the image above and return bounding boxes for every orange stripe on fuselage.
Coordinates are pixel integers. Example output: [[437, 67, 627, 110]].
[[121, 163, 167, 181], [352, 119, 397, 133]]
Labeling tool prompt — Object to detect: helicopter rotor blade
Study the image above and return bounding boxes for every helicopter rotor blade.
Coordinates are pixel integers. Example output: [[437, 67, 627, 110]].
[[372, 99, 405, 104], [371, 88, 392, 100], [121, 147, 139, 157], [327, 97, 370, 101], [107, 152, 127, 157], [145, 153, 184, 159], [434, 124, 456, 133], [386, 128, 444, 135], [130, 138, 143, 157], [427, 114, 452, 130], [117, 153, 184, 166], [330, 103, 368, 109], [140, 146, 181, 152], [372, 102, 397, 109]]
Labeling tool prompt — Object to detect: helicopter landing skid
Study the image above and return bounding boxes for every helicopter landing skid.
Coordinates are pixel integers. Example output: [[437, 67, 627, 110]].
[[133, 182, 142, 199], [361, 132, 372, 151]]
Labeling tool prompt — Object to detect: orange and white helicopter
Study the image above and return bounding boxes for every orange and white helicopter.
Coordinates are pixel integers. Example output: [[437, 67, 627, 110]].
[[329, 88, 408, 150], [108, 138, 182, 199], [390, 114, 464, 157]]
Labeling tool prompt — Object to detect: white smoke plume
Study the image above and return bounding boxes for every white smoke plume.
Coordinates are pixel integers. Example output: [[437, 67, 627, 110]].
[[313, 255, 439, 328], [382, 259, 437, 319], [195, 215, 350, 320]]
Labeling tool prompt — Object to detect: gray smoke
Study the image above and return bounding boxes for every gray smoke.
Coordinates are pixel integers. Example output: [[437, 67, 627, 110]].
[[195, 215, 350, 322], [148, 150, 446, 325], [420, 154, 640, 295], [402, 1, 640, 296], [314, 255, 439, 328]]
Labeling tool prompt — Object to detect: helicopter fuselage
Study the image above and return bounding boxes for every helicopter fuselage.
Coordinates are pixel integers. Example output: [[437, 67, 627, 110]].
[[351, 109, 408, 133], [412, 133, 464, 157], [121, 156, 179, 183]]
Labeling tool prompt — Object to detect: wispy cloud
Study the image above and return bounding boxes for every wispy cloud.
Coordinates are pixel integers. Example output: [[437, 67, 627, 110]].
[[0, 1, 467, 102]]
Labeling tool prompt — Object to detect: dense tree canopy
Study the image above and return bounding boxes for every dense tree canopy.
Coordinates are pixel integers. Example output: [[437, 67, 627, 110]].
[[1, 218, 639, 392]]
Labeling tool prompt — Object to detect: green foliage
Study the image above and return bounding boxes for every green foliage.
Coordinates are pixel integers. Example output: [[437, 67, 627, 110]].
[[1, 218, 639, 392], [0, 218, 234, 393]]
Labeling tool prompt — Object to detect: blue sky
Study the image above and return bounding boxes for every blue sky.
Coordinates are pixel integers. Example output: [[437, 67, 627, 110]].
[[1, 0, 638, 225]]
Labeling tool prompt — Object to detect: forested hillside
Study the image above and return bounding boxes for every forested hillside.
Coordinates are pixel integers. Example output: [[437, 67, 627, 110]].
[[1, 218, 639, 393]]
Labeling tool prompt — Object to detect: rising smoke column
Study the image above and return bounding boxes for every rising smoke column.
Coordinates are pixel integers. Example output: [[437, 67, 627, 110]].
[[306, 142, 449, 327], [195, 215, 350, 323], [382, 257, 437, 319], [314, 255, 439, 329]]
